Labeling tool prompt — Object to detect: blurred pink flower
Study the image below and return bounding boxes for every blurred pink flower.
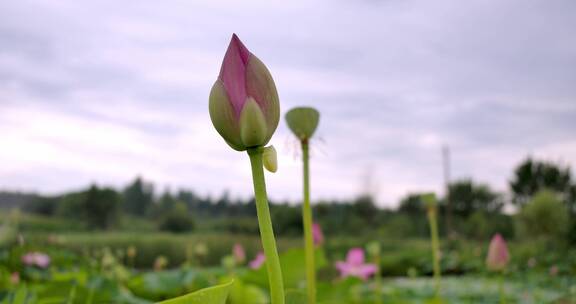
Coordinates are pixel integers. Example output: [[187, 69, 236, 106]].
[[549, 265, 559, 277], [10, 272, 20, 284], [527, 257, 536, 268], [335, 248, 377, 280], [249, 252, 266, 269], [312, 223, 324, 245], [233, 243, 246, 264], [486, 234, 509, 271], [21, 252, 51, 268]]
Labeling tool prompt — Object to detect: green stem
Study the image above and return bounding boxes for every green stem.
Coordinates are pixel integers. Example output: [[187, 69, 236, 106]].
[[301, 141, 316, 304], [248, 147, 285, 304], [374, 253, 382, 304], [498, 272, 505, 304], [427, 207, 441, 298], [66, 284, 76, 304]]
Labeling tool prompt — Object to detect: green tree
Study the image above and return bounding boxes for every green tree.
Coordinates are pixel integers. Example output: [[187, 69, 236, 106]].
[[352, 195, 379, 224], [448, 179, 503, 218], [57, 185, 122, 229], [159, 190, 177, 213], [510, 158, 572, 206], [398, 193, 426, 215], [84, 185, 122, 230], [517, 190, 569, 240], [123, 177, 154, 216]]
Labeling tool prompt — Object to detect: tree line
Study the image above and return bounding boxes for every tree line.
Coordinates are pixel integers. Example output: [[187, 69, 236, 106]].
[[2, 157, 575, 243]]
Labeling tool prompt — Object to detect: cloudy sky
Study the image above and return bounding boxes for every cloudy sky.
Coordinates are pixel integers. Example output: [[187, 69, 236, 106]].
[[1, 0, 575, 207]]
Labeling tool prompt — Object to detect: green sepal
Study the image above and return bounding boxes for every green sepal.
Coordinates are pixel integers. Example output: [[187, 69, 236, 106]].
[[239, 98, 268, 148], [209, 80, 245, 151], [263, 145, 278, 173], [246, 55, 280, 143]]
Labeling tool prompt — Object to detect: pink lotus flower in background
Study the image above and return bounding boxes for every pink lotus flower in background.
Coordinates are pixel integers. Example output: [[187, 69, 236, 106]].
[[10, 272, 19, 285], [21, 252, 51, 268], [486, 234, 509, 271], [209, 34, 280, 151], [335, 248, 377, 280], [233, 243, 246, 264], [249, 252, 266, 269], [312, 222, 324, 245], [549, 265, 559, 276]]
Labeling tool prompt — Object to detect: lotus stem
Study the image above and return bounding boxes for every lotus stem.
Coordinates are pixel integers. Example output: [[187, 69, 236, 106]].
[[248, 147, 285, 304], [301, 140, 316, 304], [427, 207, 441, 298]]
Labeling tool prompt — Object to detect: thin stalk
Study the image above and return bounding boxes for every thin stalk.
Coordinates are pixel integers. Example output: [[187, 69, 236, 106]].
[[248, 147, 285, 304], [498, 272, 505, 304], [374, 253, 382, 304], [66, 284, 76, 304], [427, 207, 441, 298], [301, 141, 316, 304]]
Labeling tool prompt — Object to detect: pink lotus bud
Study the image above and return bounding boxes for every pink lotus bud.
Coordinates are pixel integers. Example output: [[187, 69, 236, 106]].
[[312, 222, 324, 245], [209, 34, 280, 151], [486, 234, 509, 271], [233, 243, 246, 264], [10, 272, 20, 285], [249, 252, 266, 269]]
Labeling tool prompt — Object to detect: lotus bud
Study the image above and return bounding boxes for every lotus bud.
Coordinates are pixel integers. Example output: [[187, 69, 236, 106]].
[[233, 243, 246, 265], [486, 234, 509, 272], [285, 107, 320, 141], [154, 255, 168, 271], [209, 34, 280, 151], [262, 146, 278, 173], [312, 222, 324, 246], [127, 246, 137, 259], [222, 255, 235, 270]]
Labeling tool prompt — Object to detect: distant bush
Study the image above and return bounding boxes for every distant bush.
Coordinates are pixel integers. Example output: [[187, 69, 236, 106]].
[[379, 214, 427, 238], [517, 190, 569, 240], [461, 212, 514, 240], [158, 203, 194, 233]]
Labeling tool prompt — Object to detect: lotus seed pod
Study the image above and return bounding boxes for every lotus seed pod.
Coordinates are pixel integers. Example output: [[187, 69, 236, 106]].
[[366, 241, 380, 257], [421, 193, 437, 210], [285, 107, 320, 141]]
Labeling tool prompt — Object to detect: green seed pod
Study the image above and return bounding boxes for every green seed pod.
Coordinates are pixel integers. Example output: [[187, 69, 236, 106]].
[[285, 107, 320, 140], [366, 241, 381, 257], [420, 193, 437, 210]]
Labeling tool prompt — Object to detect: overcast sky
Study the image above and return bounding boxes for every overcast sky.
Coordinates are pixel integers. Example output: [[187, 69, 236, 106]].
[[1, 0, 575, 207]]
